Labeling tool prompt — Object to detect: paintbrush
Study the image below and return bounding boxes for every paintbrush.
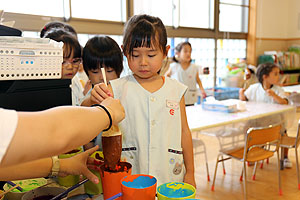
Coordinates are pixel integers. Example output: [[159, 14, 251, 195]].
[[50, 178, 88, 200], [0, 184, 22, 197], [6, 181, 23, 192], [101, 67, 108, 86]]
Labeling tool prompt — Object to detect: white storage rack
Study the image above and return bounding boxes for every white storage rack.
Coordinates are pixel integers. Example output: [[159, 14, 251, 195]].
[[0, 37, 63, 80]]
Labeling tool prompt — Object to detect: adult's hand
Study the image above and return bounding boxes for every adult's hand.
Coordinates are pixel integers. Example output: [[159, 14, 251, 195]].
[[58, 146, 100, 184], [101, 97, 125, 125]]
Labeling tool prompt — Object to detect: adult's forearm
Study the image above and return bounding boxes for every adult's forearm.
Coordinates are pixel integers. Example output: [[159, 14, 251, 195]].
[[0, 158, 52, 180], [1, 106, 109, 167]]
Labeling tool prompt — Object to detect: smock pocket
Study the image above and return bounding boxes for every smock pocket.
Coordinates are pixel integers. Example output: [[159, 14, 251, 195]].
[[168, 148, 184, 182]]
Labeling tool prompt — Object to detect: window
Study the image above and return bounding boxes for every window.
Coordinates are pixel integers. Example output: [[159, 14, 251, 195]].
[[134, 0, 173, 26], [189, 38, 215, 88], [71, 0, 126, 22], [170, 38, 215, 88], [219, 0, 249, 33], [1, 0, 64, 17], [22, 31, 39, 38], [217, 39, 247, 86], [179, 0, 214, 29]]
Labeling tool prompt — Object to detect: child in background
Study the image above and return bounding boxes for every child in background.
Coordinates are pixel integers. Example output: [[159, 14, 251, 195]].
[[44, 29, 84, 106], [239, 62, 292, 168], [41, 22, 90, 96], [80, 36, 123, 150], [166, 41, 207, 106], [243, 65, 258, 90], [92, 14, 196, 187], [40, 21, 77, 38], [81, 36, 123, 106]]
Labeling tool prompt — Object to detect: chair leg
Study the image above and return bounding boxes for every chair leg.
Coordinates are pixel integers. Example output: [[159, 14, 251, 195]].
[[266, 144, 270, 164], [252, 161, 258, 180], [243, 161, 248, 200], [295, 148, 300, 190], [202, 142, 210, 182], [260, 160, 264, 169], [211, 154, 220, 191], [277, 151, 282, 195], [221, 155, 226, 175], [240, 168, 243, 181]]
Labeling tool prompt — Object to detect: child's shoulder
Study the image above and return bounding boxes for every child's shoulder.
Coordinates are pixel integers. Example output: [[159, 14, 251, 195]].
[[170, 62, 180, 68], [165, 76, 187, 89]]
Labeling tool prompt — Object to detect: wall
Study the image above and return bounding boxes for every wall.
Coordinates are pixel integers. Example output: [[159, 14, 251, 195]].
[[256, 0, 289, 38], [287, 0, 300, 38], [255, 0, 300, 63]]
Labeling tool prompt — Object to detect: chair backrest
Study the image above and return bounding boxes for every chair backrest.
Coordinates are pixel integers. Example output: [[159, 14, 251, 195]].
[[217, 132, 245, 152], [245, 124, 281, 151], [295, 119, 300, 148]]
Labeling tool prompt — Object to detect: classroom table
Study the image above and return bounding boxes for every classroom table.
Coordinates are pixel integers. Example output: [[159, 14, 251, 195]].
[[186, 102, 297, 169], [186, 101, 296, 134], [283, 84, 300, 93], [283, 84, 300, 107]]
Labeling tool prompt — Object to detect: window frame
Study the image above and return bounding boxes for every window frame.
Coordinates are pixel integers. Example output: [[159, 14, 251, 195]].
[[2, 0, 251, 88]]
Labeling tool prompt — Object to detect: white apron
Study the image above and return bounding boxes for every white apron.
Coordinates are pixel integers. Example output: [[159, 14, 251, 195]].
[[170, 63, 199, 105], [110, 75, 187, 186]]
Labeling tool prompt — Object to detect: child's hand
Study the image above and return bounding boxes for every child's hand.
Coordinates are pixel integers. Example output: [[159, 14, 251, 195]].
[[83, 80, 92, 96], [266, 89, 275, 97], [201, 90, 207, 99], [184, 172, 196, 188], [90, 83, 113, 104], [101, 97, 125, 125], [239, 88, 246, 101]]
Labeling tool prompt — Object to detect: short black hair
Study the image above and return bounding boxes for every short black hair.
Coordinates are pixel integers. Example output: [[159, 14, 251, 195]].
[[40, 21, 77, 38], [44, 28, 81, 59], [82, 36, 123, 77], [122, 14, 168, 58], [173, 41, 192, 63], [256, 62, 280, 84]]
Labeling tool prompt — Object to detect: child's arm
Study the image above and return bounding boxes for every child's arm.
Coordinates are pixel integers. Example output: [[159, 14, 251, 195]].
[[180, 97, 196, 188], [239, 88, 248, 101], [266, 89, 288, 104], [196, 71, 207, 98]]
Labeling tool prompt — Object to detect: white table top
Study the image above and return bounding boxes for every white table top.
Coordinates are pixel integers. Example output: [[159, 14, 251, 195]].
[[186, 102, 296, 135], [283, 84, 300, 93]]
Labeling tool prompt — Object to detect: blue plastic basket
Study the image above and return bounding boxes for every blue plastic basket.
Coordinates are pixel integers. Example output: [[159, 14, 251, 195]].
[[207, 87, 240, 100]]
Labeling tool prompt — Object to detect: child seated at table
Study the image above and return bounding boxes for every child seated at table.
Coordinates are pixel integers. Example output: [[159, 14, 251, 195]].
[[80, 36, 123, 150], [239, 62, 291, 168]]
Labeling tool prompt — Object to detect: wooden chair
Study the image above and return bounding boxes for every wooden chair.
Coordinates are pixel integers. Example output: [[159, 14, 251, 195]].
[[279, 119, 300, 189], [192, 138, 210, 181], [216, 130, 245, 176], [211, 124, 282, 199]]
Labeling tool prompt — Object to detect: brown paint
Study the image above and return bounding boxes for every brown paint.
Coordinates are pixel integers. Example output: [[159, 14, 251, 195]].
[[102, 134, 122, 170], [31, 195, 55, 200], [64, 149, 80, 154]]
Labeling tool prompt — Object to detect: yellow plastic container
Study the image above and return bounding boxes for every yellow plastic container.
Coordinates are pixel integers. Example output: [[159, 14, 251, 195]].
[[58, 147, 83, 187], [3, 178, 47, 200], [157, 182, 196, 200], [84, 151, 103, 195], [0, 190, 4, 200]]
